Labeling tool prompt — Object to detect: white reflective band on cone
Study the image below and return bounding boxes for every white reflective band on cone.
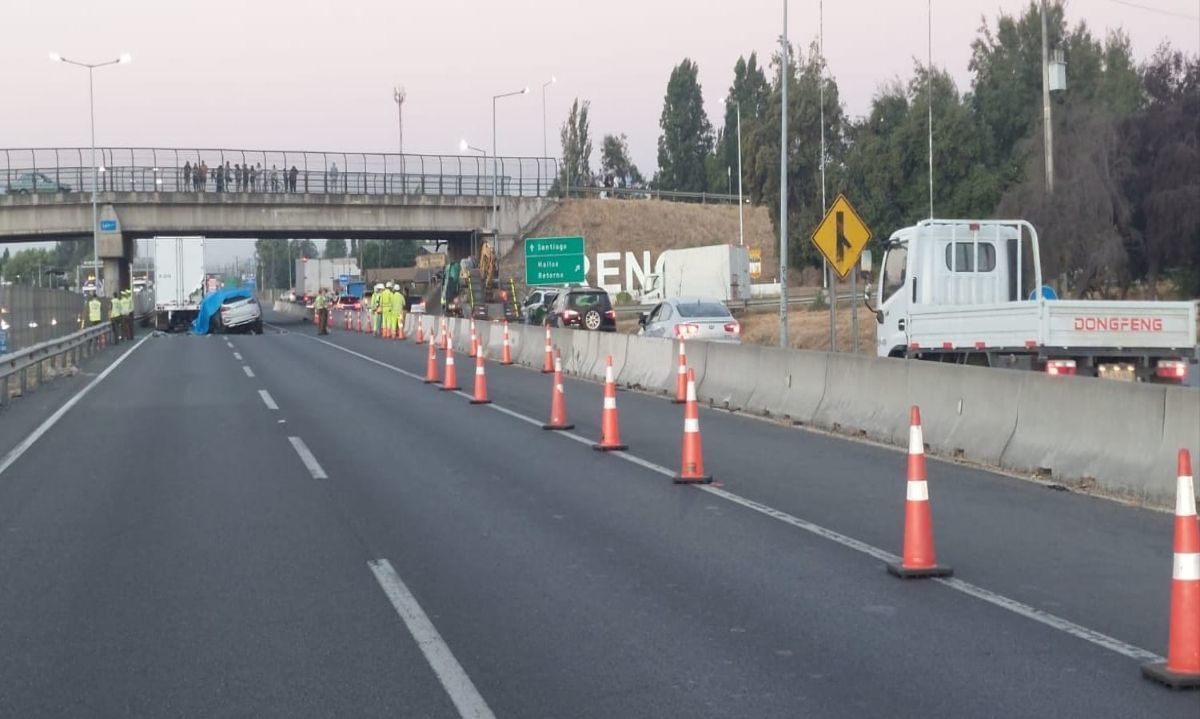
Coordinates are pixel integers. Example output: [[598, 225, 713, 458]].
[[907, 480, 929, 502], [605, 367, 614, 383], [1175, 553, 1200, 581], [447, 357, 454, 365], [909, 426, 925, 455], [476, 367, 484, 375], [604, 397, 617, 409], [684, 418, 700, 433], [678, 364, 686, 374], [686, 382, 697, 402], [555, 357, 562, 372], [1178, 476, 1197, 517], [555, 384, 564, 393]]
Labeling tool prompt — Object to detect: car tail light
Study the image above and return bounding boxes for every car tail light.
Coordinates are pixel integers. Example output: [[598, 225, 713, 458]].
[[1045, 359, 1076, 376], [724, 321, 740, 335], [1155, 359, 1188, 381], [605, 310, 616, 319], [562, 310, 578, 319], [674, 323, 699, 338]]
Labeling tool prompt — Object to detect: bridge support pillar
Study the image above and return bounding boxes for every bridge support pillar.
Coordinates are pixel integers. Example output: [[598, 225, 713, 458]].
[[96, 205, 132, 295]]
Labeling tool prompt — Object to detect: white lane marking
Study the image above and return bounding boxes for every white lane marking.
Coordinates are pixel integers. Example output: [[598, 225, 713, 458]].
[[285, 323, 1165, 664], [243, 366, 255, 378], [368, 559, 497, 719], [0, 334, 151, 479], [233, 352, 243, 361], [287, 436, 327, 479], [258, 390, 279, 410]]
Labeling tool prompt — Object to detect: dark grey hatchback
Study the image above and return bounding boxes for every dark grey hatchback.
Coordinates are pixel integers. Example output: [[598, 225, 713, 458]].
[[546, 287, 617, 332]]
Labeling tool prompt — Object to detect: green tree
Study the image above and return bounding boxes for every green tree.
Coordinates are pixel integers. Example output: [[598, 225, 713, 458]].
[[719, 53, 770, 175], [559, 98, 593, 190], [657, 58, 714, 192], [360, 240, 418, 269], [742, 42, 848, 268], [2, 248, 56, 285], [600, 133, 641, 185], [324, 238, 347, 259]]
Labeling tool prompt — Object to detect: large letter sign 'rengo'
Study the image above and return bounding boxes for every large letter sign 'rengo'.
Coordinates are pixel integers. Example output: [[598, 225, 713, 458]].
[[581, 251, 664, 295]]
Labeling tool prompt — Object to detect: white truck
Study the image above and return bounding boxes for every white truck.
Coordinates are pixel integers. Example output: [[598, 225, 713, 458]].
[[152, 236, 207, 331], [641, 244, 752, 303], [867, 219, 1196, 382]]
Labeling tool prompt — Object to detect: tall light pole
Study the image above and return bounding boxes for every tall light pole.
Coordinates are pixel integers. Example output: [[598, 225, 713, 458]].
[[491, 86, 529, 273], [50, 50, 131, 298], [393, 86, 406, 154], [541, 76, 556, 158], [460, 139, 489, 220], [719, 97, 744, 247], [778, 1, 790, 349], [1040, 0, 1054, 194]]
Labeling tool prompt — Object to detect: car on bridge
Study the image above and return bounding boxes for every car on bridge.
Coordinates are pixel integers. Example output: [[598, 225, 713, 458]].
[[3, 172, 72, 194]]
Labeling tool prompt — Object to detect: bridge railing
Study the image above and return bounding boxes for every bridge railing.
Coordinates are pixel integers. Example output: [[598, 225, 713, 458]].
[[0, 148, 558, 198]]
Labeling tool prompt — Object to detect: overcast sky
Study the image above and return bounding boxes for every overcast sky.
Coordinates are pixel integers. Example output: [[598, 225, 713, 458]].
[[4, 0, 1198, 263]]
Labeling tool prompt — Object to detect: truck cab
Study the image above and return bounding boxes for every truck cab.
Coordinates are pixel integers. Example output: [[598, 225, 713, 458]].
[[871, 219, 1195, 381]]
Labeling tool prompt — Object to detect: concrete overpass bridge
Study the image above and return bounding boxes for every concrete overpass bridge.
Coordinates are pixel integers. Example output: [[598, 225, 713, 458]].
[[0, 147, 558, 289]]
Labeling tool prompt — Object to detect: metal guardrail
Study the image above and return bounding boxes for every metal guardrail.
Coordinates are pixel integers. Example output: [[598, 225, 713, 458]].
[[563, 185, 741, 204], [611, 291, 860, 316], [0, 323, 111, 407], [0, 147, 559, 198]]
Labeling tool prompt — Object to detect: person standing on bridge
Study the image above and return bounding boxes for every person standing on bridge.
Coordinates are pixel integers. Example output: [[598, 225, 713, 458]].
[[198, 161, 207, 192], [270, 165, 279, 192], [314, 288, 330, 335], [182, 161, 192, 192], [328, 162, 339, 193], [288, 166, 299, 193], [225, 162, 233, 193]]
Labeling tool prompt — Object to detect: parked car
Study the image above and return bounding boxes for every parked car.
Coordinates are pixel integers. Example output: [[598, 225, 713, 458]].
[[638, 297, 740, 343], [211, 295, 263, 334], [5, 172, 72, 194], [522, 288, 559, 325], [546, 287, 617, 331]]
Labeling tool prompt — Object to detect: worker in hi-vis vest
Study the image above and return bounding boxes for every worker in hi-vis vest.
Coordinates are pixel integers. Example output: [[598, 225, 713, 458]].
[[108, 294, 123, 344], [371, 283, 384, 335], [379, 282, 394, 338], [391, 283, 406, 336], [87, 295, 103, 326]]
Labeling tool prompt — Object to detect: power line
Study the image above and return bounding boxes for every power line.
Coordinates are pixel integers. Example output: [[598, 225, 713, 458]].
[[1103, 0, 1199, 21]]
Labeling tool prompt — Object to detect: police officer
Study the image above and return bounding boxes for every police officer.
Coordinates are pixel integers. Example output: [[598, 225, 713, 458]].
[[379, 282, 394, 338], [108, 293, 123, 344], [122, 289, 135, 339], [314, 287, 330, 335], [391, 282, 406, 336]]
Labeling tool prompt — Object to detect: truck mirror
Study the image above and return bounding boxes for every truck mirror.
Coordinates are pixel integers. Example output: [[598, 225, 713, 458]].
[[860, 249, 873, 279]]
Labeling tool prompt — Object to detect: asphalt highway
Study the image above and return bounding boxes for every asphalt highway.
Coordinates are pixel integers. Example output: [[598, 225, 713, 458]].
[[0, 312, 1195, 717]]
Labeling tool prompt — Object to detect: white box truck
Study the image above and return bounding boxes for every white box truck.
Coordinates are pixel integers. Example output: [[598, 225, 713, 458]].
[[152, 236, 207, 331], [642, 244, 751, 303], [867, 219, 1197, 382]]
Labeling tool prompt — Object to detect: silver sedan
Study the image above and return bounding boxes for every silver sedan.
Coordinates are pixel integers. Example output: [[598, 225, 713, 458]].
[[637, 297, 741, 343]]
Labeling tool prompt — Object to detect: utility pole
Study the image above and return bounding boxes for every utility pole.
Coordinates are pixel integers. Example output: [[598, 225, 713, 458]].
[[1040, 0, 1054, 194], [778, 0, 790, 350]]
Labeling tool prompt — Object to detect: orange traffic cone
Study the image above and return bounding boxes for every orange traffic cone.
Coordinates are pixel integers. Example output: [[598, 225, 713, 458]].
[[397, 319, 407, 341], [469, 350, 492, 405], [423, 336, 440, 384], [1142, 449, 1200, 688], [470, 320, 478, 358], [440, 319, 450, 351], [672, 339, 688, 403], [673, 368, 711, 483], [543, 348, 574, 430], [541, 324, 554, 373], [886, 406, 953, 578], [500, 320, 514, 365], [415, 320, 426, 345], [593, 355, 627, 451], [440, 345, 460, 391]]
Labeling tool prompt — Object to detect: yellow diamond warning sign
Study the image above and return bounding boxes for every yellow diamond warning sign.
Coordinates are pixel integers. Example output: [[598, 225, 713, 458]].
[[811, 194, 871, 279]]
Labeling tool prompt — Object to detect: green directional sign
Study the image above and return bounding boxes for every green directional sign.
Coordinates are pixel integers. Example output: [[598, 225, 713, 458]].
[[525, 235, 586, 285]]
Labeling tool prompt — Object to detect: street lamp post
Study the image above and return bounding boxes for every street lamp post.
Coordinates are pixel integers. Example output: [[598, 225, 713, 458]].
[[393, 86, 406, 154], [541, 76, 556, 158], [491, 86, 529, 276], [50, 50, 131, 298], [720, 97, 744, 247], [461, 140, 488, 262], [778, 1, 790, 349]]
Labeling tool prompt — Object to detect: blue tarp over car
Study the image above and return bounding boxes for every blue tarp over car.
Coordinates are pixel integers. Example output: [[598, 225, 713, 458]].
[[190, 287, 254, 335]]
